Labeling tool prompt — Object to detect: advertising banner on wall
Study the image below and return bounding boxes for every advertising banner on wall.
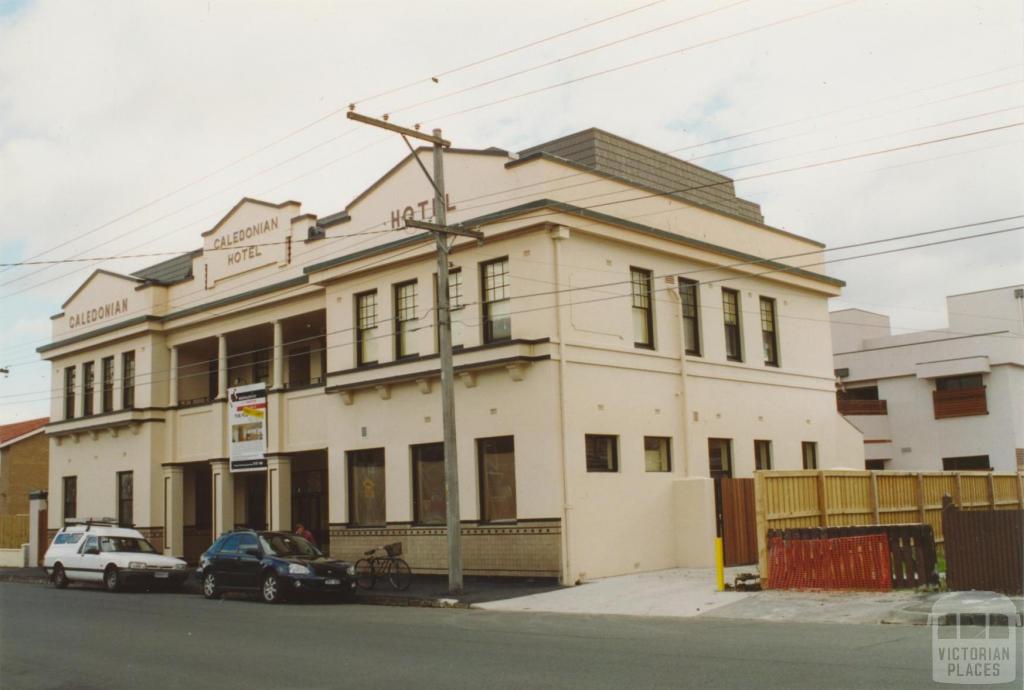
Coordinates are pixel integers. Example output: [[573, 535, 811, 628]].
[[228, 383, 268, 472]]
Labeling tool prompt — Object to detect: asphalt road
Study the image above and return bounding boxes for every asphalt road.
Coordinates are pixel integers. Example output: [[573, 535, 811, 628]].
[[0, 582, 1009, 689]]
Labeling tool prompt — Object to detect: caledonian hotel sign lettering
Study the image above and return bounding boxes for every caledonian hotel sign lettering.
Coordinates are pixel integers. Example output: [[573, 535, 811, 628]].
[[68, 297, 129, 329], [212, 216, 280, 266]]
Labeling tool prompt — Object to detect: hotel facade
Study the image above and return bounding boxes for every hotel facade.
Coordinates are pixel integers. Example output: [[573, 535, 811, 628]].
[[40, 129, 863, 583]]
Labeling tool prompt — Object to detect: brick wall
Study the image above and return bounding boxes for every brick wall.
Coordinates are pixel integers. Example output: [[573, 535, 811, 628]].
[[0, 432, 49, 517], [330, 520, 561, 578]]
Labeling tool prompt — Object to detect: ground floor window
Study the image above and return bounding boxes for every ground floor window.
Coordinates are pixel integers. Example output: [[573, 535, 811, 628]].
[[348, 448, 385, 526], [477, 436, 516, 522], [708, 439, 732, 478], [412, 443, 446, 525], [942, 455, 990, 471], [585, 434, 618, 473], [754, 440, 772, 471], [644, 437, 671, 472], [802, 442, 818, 470], [865, 459, 888, 471], [63, 476, 77, 520], [117, 471, 133, 526]]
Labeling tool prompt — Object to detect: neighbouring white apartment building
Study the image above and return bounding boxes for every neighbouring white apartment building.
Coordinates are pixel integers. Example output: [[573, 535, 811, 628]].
[[39, 128, 863, 584], [832, 284, 1024, 473]]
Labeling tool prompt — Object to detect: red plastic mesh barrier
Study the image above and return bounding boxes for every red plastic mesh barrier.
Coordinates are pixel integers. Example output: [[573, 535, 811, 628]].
[[767, 534, 892, 591]]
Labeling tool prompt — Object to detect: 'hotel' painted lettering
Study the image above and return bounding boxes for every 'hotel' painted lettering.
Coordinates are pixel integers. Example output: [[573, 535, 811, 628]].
[[390, 194, 456, 229], [68, 298, 129, 329]]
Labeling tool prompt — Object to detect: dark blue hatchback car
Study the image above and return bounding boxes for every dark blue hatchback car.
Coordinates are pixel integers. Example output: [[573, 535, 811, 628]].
[[198, 530, 356, 603]]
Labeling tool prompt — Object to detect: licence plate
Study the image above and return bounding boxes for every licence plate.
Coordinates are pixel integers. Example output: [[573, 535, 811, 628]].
[[154, 572, 169, 579], [325, 578, 341, 586]]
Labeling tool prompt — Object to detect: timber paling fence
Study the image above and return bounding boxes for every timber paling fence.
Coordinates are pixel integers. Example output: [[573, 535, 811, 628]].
[[754, 470, 1024, 579], [0, 514, 30, 549]]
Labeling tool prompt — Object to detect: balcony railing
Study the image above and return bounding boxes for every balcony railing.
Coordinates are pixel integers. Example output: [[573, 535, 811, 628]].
[[837, 398, 888, 415], [933, 386, 988, 419]]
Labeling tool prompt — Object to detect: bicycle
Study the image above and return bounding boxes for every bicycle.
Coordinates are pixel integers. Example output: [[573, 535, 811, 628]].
[[354, 542, 412, 591]]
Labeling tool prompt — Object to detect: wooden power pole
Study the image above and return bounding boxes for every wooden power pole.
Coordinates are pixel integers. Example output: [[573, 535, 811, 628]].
[[346, 111, 482, 595]]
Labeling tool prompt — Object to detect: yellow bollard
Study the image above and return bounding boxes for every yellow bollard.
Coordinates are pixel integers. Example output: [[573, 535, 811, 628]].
[[715, 537, 725, 592]]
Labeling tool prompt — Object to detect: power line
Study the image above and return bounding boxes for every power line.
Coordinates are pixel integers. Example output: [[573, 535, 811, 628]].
[[3, 214, 1021, 398], [2, 119, 1021, 361]]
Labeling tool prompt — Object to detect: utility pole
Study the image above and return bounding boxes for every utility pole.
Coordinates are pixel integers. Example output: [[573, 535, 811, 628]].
[[346, 111, 482, 595]]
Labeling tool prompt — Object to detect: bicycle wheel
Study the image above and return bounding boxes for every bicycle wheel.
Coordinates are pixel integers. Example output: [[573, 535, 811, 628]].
[[387, 558, 412, 591], [354, 558, 375, 590]]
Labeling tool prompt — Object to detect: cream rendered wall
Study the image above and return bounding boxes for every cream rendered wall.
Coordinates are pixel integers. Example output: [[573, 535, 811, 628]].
[[47, 424, 164, 530], [324, 364, 563, 526]]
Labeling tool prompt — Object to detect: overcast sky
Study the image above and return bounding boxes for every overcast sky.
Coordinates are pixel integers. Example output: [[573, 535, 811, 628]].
[[1, 0, 1021, 422]]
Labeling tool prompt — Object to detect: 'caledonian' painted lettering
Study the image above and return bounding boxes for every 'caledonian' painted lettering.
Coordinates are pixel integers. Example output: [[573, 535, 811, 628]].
[[212, 217, 279, 267], [68, 298, 129, 329]]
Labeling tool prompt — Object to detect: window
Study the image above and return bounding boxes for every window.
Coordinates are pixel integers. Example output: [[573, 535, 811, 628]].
[[759, 297, 779, 366], [117, 471, 133, 526], [477, 436, 517, 521], [644, 437, 671, 472], [355, 291, 379, 366], [82, 361, 95, 416], [936, 374, 983, 391], [101, 357, 114, 413], [121, 351, 135, 409], [64, 366, 76, 419], [218, 534, 243, 554], [802, 442, 818, 470], [722, 289, 742, 361], [347, 448, 385, 526], [865, 459, 888, 471], [754, 440, 772, 471], [585, 434, 618, 473], [934, 374, 987, 419], [708, 438, 732, 478], [394, 280, 419, 359], [63, 476, 77, 520], [435, 268, 465, 349], [942, 455, 991, 471], [631, 268, 654, 349], [481, 258, 511, 343], [679, 279, 701, 356], [412, 443, 446, 525]]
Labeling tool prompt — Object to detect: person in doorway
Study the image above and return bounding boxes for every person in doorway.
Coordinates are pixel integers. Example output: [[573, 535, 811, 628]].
[[294, 522, 315, 546]]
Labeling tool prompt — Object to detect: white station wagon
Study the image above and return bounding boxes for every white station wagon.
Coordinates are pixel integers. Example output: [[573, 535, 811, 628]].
[[43, 520, 189, 592]]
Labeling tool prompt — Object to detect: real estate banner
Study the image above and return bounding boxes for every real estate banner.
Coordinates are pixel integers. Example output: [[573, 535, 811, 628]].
[[228, 383, 267, 472]]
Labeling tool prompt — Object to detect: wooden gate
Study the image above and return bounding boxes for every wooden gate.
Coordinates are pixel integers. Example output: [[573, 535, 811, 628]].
[[942, 501, 1023, 595], [719, 478, 757, 566]]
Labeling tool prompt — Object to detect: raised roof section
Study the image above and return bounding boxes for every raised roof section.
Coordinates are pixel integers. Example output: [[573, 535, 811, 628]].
[[519, 128, 764, 224]]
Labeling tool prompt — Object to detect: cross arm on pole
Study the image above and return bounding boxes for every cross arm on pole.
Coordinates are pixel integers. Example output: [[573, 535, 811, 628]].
[[403, 218, 484, 240], [346, 111, 451, 147]]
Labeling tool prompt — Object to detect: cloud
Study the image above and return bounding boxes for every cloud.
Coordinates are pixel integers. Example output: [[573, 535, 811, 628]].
[[0, 0, 1022, 421]]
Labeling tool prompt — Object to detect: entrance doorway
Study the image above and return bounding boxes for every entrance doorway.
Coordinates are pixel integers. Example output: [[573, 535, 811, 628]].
[[707, 438, 757, 566], [291, 452, 328, 551], [237, 472, 267, 530]]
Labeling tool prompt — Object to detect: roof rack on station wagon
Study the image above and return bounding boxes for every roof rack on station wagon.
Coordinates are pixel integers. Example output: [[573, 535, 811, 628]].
[[63, 517, 124, 530]]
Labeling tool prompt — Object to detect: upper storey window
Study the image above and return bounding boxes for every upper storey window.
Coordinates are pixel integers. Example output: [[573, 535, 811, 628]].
[[631, 268, 654, 349], [481, 258, 511, 344], [722, 288, 742, 362], [355, 291, 379, 366], [679, 279, 700, 356], [394, 280, 418, 359], [64, 366, 76, 420], [759, 297, 779, 367]]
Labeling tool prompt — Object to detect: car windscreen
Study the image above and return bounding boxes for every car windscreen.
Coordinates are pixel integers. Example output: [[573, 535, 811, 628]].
[[259, 534, 320, 557], [98, 537, 157, 554]]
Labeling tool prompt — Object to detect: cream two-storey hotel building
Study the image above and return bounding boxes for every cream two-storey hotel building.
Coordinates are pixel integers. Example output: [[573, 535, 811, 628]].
[[40, 129, 863, 583]]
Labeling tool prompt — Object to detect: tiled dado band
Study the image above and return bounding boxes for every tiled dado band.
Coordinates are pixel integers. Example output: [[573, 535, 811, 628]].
[[329, 519, 561, 578]]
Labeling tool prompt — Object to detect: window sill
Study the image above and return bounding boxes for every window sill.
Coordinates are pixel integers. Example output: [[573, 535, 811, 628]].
[[633, 343, 655, 350], [726, 356, 743, 363]]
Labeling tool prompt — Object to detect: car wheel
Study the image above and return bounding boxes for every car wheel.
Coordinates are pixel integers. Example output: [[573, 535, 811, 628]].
[[104, 566, 121, 593], [260, 573, 283, 604], [52, 564, 69, 589], [202, 570, 220, 600]]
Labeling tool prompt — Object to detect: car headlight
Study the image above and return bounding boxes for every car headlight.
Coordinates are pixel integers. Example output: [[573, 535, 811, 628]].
[[346, 564, 356, 577], [174, 563, 187, 570], [129, 562, 146, 570], [288, 564, 311, 576]]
